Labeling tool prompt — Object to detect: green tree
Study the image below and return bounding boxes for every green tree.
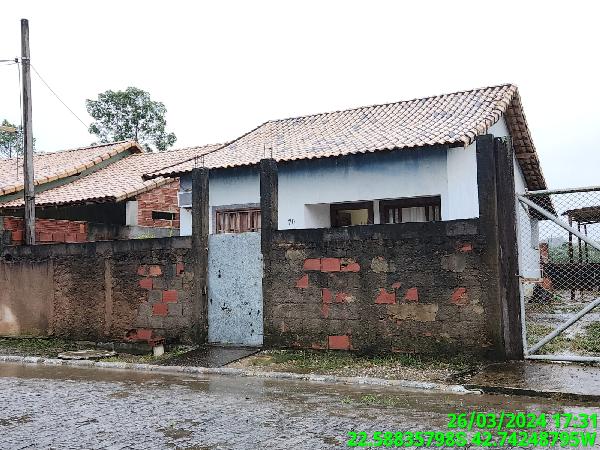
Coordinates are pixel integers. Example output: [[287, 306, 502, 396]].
[[0, 119, 36, 158], [86, 87, 177, 152]]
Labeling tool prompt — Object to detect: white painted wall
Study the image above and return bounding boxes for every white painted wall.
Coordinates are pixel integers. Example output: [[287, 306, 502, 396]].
[[446, 143, 479, 220], [514, 154, 541, 279], [179, 167, 261, 235], [278, 148, 452, 229], [125, 201, 138, 226]]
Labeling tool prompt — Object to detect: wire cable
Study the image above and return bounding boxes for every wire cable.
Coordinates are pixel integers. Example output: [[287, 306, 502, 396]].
[[30, 63, 89, 131]]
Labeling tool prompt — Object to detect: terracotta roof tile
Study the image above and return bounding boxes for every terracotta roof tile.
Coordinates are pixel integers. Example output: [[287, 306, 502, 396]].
[[145, 84, 546, 190], [0, 143, 222, 208], [0, 140, 142, 196]]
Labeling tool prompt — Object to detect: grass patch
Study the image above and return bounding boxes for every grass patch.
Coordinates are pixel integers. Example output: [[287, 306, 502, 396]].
[[247, 349, 482, 376], [526, 323, 571, 354], [0, 337, 77, 357], [572, 322, 600, 354]]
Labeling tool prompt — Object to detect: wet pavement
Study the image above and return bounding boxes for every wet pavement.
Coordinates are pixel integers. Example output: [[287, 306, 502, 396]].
[[1, 362, 599, 449], [466, 361, 600, 399]]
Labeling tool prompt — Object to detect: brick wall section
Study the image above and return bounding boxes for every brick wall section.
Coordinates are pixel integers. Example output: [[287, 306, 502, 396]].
[[136, 180, 180, 228], [264, 219, 502, 356], [0, 237, 199, 345], [1, 216, 88, 245]]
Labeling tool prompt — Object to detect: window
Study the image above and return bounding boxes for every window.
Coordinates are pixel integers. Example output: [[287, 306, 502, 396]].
[[152, 211, 176, 221], [330, 201, 374, 227], [215, 208, 261, 234], [380, 196, 441, 224]]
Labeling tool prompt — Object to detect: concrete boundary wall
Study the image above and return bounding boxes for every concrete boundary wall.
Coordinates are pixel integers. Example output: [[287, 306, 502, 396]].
[[0, 237, 200, 345], [262, 220, 503, 356]]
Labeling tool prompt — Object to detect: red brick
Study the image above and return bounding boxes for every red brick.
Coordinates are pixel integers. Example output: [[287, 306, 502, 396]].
[[341, 260, 361, 272], [328, 335, 351, 350], [162, 290, 178, 303], [52, 232, 66, 242], [322, 288, 333, 303], [136, 329, 153, 340], [137, 265, 149, 276], [404, 287, 419, 302], [321, 258, 340, 272], [139, 278, 153, 290], [335, 292, 351, 303], [375, 288, 396, 304], [11, 230, 23, 242], [65, 233, 78, 243], [451, 287, 469, 306], [148, 265, 162, 277], [303, 258, 321, 271], [152, 303, 168, 316], [176, 262, 185, 275], [75, 233, 87, 242], [458, 243, 473, 253], [295, 274, 309, 289], [39, 232, 53, 242], [321, 302, 330, 318]]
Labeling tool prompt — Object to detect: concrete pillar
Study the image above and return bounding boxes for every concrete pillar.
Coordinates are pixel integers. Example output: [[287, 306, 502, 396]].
[[475, 134, 524, 360], [493, 137, 524, 360], [260, 159, 278, 348], [260, 158, 278, 253], [475, 134, 504, 358], [191, 167, 209, 343]]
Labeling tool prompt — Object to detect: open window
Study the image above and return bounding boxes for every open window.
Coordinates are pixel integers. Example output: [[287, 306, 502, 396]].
[[215, 208, 261, 234], [380, 196, 441, 224], [330, 201, 374, 227]]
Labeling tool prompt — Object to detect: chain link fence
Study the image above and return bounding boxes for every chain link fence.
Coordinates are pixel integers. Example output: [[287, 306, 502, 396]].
[[516, 187, 600, 359]]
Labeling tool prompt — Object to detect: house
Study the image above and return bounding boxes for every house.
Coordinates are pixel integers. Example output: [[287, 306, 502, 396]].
[[0, 141, 221, 244], [146, 84, 545, 239], [141, 83, 549, 354]]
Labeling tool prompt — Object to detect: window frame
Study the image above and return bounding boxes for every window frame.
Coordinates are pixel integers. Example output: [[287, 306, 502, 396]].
[[330, 201, 374, 228], [151, 210, 177, 221], [213, 203, 262, 234], [379, 196, 441, 224]]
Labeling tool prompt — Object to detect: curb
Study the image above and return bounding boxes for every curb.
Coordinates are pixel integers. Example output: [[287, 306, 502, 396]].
[[463, 384, 600, 403], [0, 354, 477, 395]]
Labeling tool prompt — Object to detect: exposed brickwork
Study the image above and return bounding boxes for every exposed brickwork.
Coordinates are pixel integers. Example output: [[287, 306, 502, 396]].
[[1, 216, 88, 245], [0, 237, 197, 344], [450, 287, 469, 306], [375, 288, 396, 305], [321, 258, 341, 272], [295, 274, 309, 289], [404, 287, 419, 302], [136, 180, 180, 229], [328, 335, 351, 350], [264, 220, 501, 356]]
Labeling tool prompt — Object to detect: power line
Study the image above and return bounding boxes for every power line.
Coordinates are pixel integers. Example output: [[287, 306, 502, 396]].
[[29, 63, 89, 131]]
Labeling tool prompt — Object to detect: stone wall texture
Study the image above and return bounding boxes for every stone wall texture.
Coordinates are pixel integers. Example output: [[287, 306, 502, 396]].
[[264, 219, 502, 356], [0, 237, 198, 345]]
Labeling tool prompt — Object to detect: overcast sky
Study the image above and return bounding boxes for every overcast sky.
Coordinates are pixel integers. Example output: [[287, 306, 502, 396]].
[[1, 0, 598, 188]]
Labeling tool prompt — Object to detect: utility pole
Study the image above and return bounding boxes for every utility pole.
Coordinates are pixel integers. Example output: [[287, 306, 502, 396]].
[[21, 18, 35, 245]]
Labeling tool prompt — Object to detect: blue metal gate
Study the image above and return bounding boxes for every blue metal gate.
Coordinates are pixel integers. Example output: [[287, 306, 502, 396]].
[[207, 232, 263, 346]]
